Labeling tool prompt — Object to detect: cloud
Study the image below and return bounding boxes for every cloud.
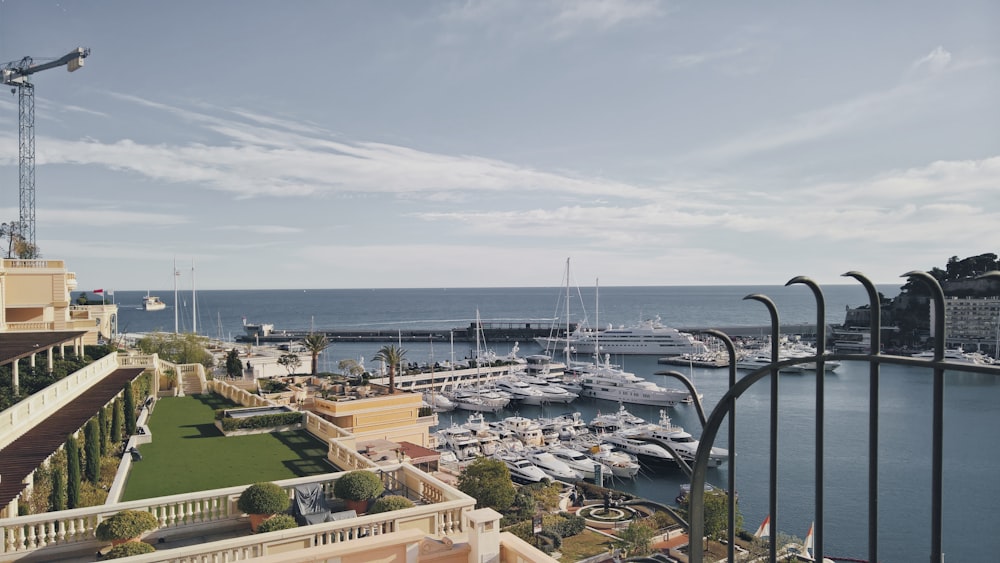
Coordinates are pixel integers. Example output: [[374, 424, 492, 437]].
[[667, 46, 750, 69], [550, 0, 664, 31], [39, 207, 190, 227], [438, 0, 663, 40], [911, 46, 952, 74], [214, 224, 303, 235], [1, 94, 662, 203]]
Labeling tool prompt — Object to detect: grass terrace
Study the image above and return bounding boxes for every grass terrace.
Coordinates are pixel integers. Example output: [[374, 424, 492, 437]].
[[121, 394, 331, 501]]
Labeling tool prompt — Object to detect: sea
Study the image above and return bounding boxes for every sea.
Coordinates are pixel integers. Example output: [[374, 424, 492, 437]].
[[94, 285, 999, 562]]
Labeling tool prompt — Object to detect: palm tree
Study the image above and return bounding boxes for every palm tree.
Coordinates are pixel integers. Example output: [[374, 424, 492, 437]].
[[302, 333, 330, 375], [373, 344, 406, 394]]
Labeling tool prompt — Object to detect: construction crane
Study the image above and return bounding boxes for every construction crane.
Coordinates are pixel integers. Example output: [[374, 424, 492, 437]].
[[1, 47, 90, 253]]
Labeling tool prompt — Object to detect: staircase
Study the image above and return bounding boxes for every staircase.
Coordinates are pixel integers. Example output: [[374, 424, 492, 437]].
[[179, 367, 205, 396]]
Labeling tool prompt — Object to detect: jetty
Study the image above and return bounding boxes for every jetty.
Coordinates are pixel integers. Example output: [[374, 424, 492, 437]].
[[237, 320, 577, 344]]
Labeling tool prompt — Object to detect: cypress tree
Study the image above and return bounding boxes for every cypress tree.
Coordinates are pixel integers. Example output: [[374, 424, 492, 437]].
[[111, 397, 124, 448], [84, 418, 101, 484], [99, 406, 110, 456], [50, 466, 66, 511], [124, 383, 136, 436], [66, 436, 81, 509]]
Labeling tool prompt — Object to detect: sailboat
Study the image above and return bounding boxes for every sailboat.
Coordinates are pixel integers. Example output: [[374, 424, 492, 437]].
[[534, 257, 590, 355], [449, 309, 511, 413], [753, 515, 770, 539]]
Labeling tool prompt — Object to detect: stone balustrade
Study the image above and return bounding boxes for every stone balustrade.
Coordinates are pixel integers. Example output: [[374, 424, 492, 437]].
[[0, 464, 474, 559], [3, 321, 55, 331]]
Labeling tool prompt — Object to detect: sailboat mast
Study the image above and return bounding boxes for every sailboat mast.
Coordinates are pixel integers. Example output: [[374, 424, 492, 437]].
[[564, 257, 571, 358], [191, 259, 197, 334], [173, 257, 179, 334]]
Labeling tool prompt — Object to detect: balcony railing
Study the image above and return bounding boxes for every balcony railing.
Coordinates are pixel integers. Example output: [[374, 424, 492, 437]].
[[0, 464, 474, 560], [682, 270, 1000, 563]]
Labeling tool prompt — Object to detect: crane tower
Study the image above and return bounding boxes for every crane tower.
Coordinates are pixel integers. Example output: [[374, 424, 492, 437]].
[[1, 47, 90, 252]]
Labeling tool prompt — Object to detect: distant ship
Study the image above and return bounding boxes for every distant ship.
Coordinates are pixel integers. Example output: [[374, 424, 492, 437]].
[[142, 293, 166, 311]]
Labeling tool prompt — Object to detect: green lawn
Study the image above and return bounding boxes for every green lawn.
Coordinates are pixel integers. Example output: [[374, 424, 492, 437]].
[[120, 394, 332, 501]]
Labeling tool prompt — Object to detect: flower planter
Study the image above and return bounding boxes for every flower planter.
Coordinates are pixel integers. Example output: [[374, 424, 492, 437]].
[[249, 513, 273, 533]]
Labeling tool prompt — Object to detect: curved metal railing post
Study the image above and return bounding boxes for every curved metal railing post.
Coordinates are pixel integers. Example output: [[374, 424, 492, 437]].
[[746, 293, 780, 563], [787, 276, 826, 560], [843, 270, 882, 563], [904, 270, 946, 563], [699, 329, 738, 563]]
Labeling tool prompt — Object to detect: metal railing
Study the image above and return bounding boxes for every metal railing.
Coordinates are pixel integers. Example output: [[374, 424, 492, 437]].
[[682, 270, 1000, 563]]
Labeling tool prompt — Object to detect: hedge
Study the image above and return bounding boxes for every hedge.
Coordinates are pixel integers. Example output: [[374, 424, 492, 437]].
[[104, 541, 155, 559], [256, 514, 298, 533], [219, 412, 303, 432]]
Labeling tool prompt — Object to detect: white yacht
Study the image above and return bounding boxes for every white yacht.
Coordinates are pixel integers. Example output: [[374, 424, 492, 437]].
[[577, 442, 641, 478], [422, 391, 456, 412], [537, 412, 588, 441], [589, 404, 646, 433], [493, 452, 548, 483], [629, 410, 730, 468], [599, 430, 675, 465], [569, 316, 710, 357], [524, 448, 583, 481], [494, 377, 548, 405], [434, 424, 483, 461], [547, 445, 613, 481], [142, 293, 166, 311], [517, 374, 579, 404], [495, 415, 546, 447], [572, 355, 688, 407], [735, 354, 809, 374], [911, 348, 997, 365], [449, 386, 510, 413]]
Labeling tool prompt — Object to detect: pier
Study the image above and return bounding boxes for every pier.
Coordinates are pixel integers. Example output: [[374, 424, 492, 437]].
[[237, 320, 578, 344]]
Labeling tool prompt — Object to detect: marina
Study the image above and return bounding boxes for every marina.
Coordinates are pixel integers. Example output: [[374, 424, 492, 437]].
[[106, 285, 1000, 561]]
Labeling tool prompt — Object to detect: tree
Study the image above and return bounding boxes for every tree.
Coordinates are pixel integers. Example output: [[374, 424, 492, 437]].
[[338, 358, 365, 379], [84, 418, 101, 484], [124, 384, 137, 436], [0, 221, 39, 259], [50, 466, 66, 511], [225, 348, 243, 378], [373, 344, 406, 394], [615, 521, 654, 557], [679, 489, 743, 541], [277, 353, 302, 376], [136, 332, 214, 368], [111, 397, 124, 448], [457, 457, 516, 512], [302, 333, 329, 374], [66, 435, 81, 508], [99, 406, 110, 456]]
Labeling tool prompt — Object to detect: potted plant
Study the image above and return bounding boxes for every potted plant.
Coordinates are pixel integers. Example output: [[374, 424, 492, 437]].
[[237, 482, 291, 533], [95, 509, 159, 546], [333, 470, 384, 513], [369, 495, 414, 514]]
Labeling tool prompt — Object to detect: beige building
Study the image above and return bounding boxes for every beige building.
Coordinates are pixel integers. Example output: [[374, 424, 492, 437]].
[[0, 258, 116, 344]]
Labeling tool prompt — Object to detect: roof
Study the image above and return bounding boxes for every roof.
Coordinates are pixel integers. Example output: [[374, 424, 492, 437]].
[[0, 331, 88, 367], [0, 366, 145, 508]]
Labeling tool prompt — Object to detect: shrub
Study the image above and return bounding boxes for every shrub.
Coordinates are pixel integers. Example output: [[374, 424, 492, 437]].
[[369, 495, 415, 514], [333, 471, 384, 502], [537, 529, 562, 554], [95, 510, 159, 542], [219, 412, 303, 432], [104, 541, 155, 559], [256, 514, 298, 533], [553, 512, 586, 537], [237, 482, 291, 515]]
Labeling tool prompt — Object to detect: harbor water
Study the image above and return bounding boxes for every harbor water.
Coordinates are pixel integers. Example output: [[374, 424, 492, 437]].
[[103, 285, 998, 561]]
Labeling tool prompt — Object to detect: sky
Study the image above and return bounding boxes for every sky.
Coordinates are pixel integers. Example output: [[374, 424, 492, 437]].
[[0, 1, 997, 290]]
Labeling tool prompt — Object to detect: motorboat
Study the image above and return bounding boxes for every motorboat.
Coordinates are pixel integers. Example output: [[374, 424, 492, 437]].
[[422, 391, 456, 412], [493, 452, 548, 483], [628, 409, 729, 467], [578, 442, 641, 478], [572, 355, 688, 406], [449, 386, 510, 413], [911, 348, 997, 365], [495, 415, 546, 447], [524, 448, 584, 481], [547, 445, 613, 481], [735, 355, 806, 374], [589, 404, 646, 433], [599, 430, 675, 465], [537, 412, 588, 441], [494, 377, 548, 406], [517, 374, 579, 404], [570, 316, 710, 357], [434, 424, 483, 461], [142, 293, 166, 311]]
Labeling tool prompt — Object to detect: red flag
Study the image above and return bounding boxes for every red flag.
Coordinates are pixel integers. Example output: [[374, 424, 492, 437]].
[[93, 289, 104, 293]]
